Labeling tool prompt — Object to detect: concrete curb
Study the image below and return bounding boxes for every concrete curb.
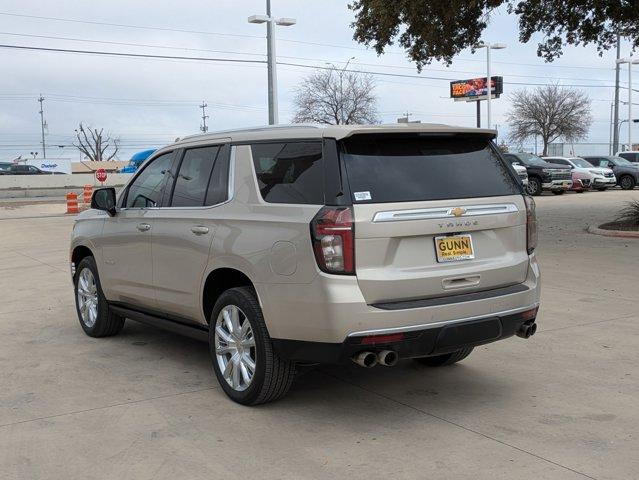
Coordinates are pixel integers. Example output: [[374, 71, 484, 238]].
[[587, 225, 639, 238]]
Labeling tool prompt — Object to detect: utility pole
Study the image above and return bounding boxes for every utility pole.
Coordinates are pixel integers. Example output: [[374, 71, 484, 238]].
[[613, 35, 621, 154], [38, 94, 46, 158], [199, 101, 209, 133], [616, 56, 639, 151]]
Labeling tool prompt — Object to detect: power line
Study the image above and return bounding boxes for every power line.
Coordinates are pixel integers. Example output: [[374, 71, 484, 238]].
[[0, 31, 622, 84], [0, 43, 626, 90], [0, 11, 619, 72]]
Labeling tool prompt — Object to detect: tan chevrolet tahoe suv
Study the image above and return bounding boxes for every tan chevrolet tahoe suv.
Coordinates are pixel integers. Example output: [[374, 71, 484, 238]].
[[70, 124, 541, 405]]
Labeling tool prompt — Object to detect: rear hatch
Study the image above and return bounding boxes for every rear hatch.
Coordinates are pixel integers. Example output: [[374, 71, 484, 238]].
[[340, 133, 529, 305]]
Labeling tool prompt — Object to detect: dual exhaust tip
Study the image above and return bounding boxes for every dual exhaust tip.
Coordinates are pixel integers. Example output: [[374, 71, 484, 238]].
[[352, 350, 398, 368], [517, 321, 537, 339]]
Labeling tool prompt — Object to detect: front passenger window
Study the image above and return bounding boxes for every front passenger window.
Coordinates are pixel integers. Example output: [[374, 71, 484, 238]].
[[126, 153, 173, 208]]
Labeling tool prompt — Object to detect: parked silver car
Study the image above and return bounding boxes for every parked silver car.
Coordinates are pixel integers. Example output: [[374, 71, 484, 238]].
[[70, 124, 541, 405]]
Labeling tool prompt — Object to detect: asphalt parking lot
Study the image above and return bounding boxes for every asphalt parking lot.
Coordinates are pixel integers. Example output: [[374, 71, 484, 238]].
[[1, 190, 638, 480]]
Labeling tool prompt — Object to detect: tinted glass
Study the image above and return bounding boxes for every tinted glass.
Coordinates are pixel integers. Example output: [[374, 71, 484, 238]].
[[126, 152, 173, 208], [612, 156, 633, 166], [171, 146, 219, 207], [205, 145, 230, 206], [514, 153, 547, 166], [251, 142, 323, 204], [548, 158, 568, 165], [571, 158, 593, 168], [619, 152, 639, 161], [341, 135, 519, 203]]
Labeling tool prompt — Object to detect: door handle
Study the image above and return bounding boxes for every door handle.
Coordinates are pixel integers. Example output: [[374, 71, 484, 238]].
[[190, 226, 209, 235], [136, 223, 151, 232]]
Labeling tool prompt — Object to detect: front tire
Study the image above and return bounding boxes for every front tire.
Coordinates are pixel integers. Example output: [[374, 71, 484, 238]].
[[597, 187, 607, 191], [620, 175, 636, 190], [414, 347, 474, 367], [209, 287, 295, 405], [74, 256, 125, 337], [552, 190, 565, 195], [526, 177, 542, 196]]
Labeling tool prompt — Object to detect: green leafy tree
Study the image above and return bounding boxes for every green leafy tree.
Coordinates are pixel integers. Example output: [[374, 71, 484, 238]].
[[349, 0, 639, 69]]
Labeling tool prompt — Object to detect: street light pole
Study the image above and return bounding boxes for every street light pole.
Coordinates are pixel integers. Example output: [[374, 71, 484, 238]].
[[476, 42, 506, 130], [249, 6, 296, 125], [616, 56, 639, 151]]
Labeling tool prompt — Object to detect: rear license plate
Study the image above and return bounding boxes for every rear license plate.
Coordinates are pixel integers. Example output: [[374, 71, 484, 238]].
[[435, 234, 474, 263]]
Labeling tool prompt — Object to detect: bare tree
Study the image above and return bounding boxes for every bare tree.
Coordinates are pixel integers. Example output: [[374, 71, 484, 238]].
[[506, 85, 592, 156], [74, 123, 120, 161], [292, 67, 380, 125]]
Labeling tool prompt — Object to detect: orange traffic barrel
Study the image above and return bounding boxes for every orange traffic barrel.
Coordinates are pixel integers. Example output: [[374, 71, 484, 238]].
[[66, 192, 79, 214], [83, 184, 93, 204]]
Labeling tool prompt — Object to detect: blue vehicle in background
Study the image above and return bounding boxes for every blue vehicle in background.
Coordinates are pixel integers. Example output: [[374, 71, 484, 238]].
[[119, 149, 157, 173]]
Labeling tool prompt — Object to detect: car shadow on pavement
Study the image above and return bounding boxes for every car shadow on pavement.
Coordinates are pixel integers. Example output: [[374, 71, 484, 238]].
[[116, 319, 514, 416]]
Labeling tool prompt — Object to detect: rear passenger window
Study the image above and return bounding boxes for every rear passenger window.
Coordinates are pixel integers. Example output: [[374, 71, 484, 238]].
[[205, 145, 230, 206], [251, 142, 323, 204], [171, 146, 220, 207]]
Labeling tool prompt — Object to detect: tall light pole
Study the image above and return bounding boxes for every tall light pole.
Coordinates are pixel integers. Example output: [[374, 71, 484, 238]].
[[38, 94, 46, 158], [475, 42, 506, 130], [249, 2, 296, 125], [616, 57, 639, 151]]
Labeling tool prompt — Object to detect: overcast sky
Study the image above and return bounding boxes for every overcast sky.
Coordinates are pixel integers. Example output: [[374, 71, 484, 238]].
[[0, 0, 635, 161]]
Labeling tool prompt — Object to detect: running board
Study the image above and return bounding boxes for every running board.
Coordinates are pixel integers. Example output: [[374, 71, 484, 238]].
[[109, 304, 209, 342]]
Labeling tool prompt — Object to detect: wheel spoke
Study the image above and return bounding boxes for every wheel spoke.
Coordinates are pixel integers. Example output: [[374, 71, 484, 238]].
[[223, 309, 234, 334], [241, 353, 256, 373], [239, 360, 251, 384], [215, 345, 232, 355], [231, 355, 241, 388], [215, 325, 234, 344], [229, 306, 241, 333]]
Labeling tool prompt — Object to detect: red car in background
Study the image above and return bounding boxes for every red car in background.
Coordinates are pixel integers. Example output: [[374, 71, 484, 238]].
[[570, 170, 593, 193]]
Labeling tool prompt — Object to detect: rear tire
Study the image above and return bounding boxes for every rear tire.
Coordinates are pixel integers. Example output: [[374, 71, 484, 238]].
[[597, 187, 607, 191], [414, 347, 474, 367], [552, 190, 565, 195], [209, 287, 296, 405], [620, 175, 636, 190], [74, 256, 125, 337], [526, 177, 542, 196]]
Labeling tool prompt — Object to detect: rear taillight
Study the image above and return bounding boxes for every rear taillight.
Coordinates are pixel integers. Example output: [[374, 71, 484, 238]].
[[524, 196, 538, 254], [310, 206, 354, 275]]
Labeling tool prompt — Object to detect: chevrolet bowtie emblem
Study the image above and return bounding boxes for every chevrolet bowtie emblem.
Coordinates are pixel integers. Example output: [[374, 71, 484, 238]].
[[450, 207, 466, 217]]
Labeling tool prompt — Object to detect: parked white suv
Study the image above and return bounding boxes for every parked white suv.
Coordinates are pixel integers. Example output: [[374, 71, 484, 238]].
[[543, 156, 616, 190], [70, 124, 541, 405]]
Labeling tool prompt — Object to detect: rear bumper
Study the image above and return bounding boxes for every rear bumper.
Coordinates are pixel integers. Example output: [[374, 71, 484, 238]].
[[259, 254, 540, 345], [272, 306, 538, 364]]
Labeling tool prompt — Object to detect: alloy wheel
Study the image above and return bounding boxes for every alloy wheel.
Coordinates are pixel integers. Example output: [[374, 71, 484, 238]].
[[77, 268, 99, 328], [214, 305, 256, 392]]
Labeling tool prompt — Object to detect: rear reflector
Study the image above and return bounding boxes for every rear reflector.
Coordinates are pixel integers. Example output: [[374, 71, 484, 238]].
[[521, 306, 539, 321], [360, 333, 405, 345]]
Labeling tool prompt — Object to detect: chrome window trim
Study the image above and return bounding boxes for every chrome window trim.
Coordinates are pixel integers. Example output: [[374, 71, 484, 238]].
[[119, 145, 236, 212], [348, 303, 539, 337], [372, 203, 519, 223]]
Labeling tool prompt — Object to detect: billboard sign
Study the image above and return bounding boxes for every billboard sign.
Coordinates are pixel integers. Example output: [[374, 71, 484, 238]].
[[25, 158, 72, 174], [450, 76, 503, 101]]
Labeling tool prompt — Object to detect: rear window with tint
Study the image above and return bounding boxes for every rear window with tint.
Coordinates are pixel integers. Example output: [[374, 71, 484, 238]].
[[341, 135, 519, 203], [251, 142, 323, 204]]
